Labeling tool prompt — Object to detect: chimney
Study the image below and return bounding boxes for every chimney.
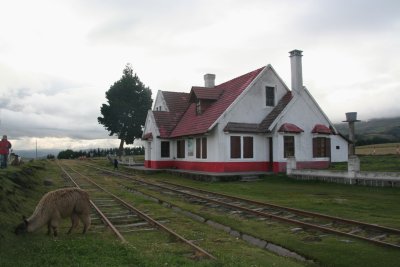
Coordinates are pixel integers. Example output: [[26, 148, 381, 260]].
[[204, 73, 216, 88], [289, 49, 303, 93]]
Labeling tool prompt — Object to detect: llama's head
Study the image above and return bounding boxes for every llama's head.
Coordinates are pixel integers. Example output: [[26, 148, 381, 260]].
[[15, 216, 29, 235]]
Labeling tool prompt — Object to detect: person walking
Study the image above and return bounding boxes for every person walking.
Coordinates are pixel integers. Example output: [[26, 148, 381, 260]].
[[0, 135, 12, 169], [113, 158, 119, 170]]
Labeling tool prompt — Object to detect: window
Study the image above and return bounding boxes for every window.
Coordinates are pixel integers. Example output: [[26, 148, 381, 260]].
[[201, 137, 207, 159], [177, 140, 185, 158], [187, 139, 194, 157], [161, 141, 170, 158], [243, 137, 253, 158], [230, 136, 254, 159], [196, 100, 201, 115], [266, 86, 275, 106], [196, 137, 207, 159], [196, 138, 201, 158], [284, 136, 295, 158], [313, 137, 331, 157], [230, 136, 241, 158]]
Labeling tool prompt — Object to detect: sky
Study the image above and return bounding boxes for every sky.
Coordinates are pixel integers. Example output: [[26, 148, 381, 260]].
[[0, 0, 399, 152]]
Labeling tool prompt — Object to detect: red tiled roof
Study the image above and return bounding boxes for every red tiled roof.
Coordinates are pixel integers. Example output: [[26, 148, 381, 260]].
[[312, 124, 332, 134], [169, 67, 265, 137], [162, 91, 190, 114], [153, 111, 182, 138], [278, 123, 304, 133]]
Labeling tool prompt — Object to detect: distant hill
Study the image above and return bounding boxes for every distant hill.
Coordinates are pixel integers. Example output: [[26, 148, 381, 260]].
[[13, 149, 61, 159], [334, 117, 400, 145]]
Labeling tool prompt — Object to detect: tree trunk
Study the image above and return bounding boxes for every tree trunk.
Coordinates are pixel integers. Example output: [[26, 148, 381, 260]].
[[118, 139, 125, 159]]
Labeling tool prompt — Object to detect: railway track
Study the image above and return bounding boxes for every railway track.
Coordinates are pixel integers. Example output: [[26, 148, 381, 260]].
[[83, 162, 400, 250], [57, 161, 216, 260]]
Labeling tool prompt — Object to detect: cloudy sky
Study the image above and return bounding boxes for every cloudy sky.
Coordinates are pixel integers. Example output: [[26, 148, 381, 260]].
[[0, 0, 399, 151]]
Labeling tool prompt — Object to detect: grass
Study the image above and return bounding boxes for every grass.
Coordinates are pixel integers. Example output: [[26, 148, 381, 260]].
[[137, 172, 400, 267], [329, 154, 400, 171], [356, 142, 400, 155], [1, 160, 304, 267], [2, 158, 400, 267]]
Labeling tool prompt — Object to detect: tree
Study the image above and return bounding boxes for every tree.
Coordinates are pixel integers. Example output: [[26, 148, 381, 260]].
[[98, 64, 152, 156]]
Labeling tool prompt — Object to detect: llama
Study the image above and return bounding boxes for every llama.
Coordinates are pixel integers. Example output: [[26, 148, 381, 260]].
[[15, 188, 91, 236]]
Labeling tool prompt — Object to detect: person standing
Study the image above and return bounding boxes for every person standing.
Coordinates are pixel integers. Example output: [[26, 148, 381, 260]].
[[0, 135, 12, 169]]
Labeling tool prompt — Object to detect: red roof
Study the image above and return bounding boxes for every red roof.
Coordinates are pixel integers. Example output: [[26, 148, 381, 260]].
[[312, 124, 332, 134], [278, 123, 304, 133], [153, 111, 183, 138], [189, 87, 223, 102], [162, 91, 190, 114], [169, 67, 264, 137]]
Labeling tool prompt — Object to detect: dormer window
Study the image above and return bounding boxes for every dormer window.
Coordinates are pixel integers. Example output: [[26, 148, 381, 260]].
[[266, 86, 275, 106], [196, 100, 202, 115]]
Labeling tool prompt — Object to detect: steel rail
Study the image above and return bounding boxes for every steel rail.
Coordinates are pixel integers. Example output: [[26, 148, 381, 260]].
[[57, 162, 128, 243], [83, 163, 400, 249], [64, 163, 216, 260], [160, 181, 400, 235]]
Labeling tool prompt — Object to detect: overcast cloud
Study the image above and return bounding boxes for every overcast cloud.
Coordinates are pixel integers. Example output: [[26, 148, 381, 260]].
[[0, 0, 399, 151]]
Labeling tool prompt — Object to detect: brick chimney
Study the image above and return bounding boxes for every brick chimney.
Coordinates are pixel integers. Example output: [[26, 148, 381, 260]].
[[289, 49, 303, 94], [204, 73, 216, 88]]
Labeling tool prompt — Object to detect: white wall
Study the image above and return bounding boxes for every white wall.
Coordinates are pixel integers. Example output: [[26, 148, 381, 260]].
[[272, 88, 347, 163], [330, 135, 348, 162]]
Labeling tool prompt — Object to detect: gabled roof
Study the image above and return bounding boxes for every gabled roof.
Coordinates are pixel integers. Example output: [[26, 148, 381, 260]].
[[169, 67, 265, 137], [153, 111, 183, 138], [162, 91, 190, 114], [189, 87, 224, 102]]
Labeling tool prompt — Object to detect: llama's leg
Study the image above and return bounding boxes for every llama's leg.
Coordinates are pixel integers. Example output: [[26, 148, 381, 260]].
[[80, 214, 91, 234], [47, 221, 51, 235], [68, 213, 80, 234], [50, 218, 59, 237]]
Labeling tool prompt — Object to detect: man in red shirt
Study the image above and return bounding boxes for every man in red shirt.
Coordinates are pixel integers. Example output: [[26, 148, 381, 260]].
[[0, 135, 12, 169]]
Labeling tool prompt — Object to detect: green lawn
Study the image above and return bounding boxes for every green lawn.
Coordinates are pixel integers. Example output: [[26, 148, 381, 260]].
[[1, 159, 400, 267], [330, 154, 400, 171]]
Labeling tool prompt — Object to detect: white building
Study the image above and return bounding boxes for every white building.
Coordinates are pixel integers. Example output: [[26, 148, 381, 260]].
[[142, 50, 348, 173]]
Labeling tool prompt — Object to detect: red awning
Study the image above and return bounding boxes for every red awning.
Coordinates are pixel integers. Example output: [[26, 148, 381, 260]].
[[278, 123, 304, 133], [312, 124, 332, 134], [142, 132, 153, 140]]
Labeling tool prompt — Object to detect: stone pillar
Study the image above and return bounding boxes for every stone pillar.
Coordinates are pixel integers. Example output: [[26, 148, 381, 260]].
[[286, 157, 297, 175], [347, 155, 360, 184]]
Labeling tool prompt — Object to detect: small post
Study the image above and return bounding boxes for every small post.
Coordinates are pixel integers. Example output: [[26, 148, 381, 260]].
[[286, 156, 297, 175]]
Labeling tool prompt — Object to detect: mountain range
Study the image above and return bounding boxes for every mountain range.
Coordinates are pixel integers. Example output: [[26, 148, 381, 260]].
[[334, 117, 400, 145]]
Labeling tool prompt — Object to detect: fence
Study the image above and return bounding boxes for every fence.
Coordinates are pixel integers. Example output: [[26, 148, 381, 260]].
[[286, 156, 400, 187]]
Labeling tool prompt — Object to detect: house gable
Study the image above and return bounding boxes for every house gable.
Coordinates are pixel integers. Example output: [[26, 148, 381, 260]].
[[169, 67, 265, 138]]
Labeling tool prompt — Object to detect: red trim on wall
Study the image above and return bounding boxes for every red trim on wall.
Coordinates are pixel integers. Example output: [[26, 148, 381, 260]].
[[144, 160, 330, 173], [144, 160, 269, 172]]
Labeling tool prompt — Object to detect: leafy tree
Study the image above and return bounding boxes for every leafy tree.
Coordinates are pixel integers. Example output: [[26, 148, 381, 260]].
[[98, 64, 152, 156]]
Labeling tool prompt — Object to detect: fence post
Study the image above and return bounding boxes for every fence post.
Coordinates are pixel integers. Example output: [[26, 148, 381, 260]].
[[347, 155, 360, 184], [286, 157, 297, 175]]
